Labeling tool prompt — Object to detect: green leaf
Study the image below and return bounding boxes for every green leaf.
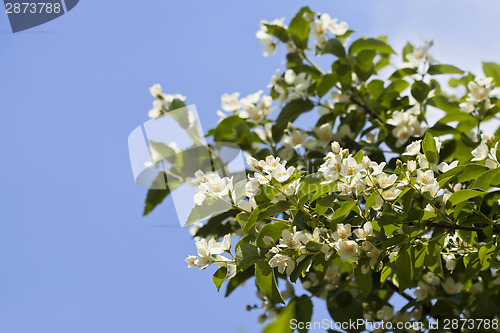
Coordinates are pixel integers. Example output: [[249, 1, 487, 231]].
[[354, 265, 372, 296], [396, 245, 413, 291], [402, 42, 414, 62], [428, 64, 464, 75], [389, 67, 417, 80], [483, 62, 500, 86], [255, 261, 284, 304], [143, 186, 170, 216], [330, 200, 357, 227], [213, 266, 227, 291], [294, 296, 313, 333], [471, 168, 500, 190], [317, 73, 338, 98], [422, 132, 438, 164], [411, 81, 431, 102], [288, 7, 312, 50], [322, 38, 346, 58], [258, 201, 293, 221], [262, 300, 294, 333], [349, 38, 395, 55], [235, 242, 262, 271], [185, 196, 232, 226], [448, 189, 486, 206], [225, 266, 254, 297], [316, 194, 337, 216], [428, 95, 460, 113], [257, 222, 289, 248], [327, 291, 363, 332], [264, 24, 290, 43], [272, 99, 315, 141]]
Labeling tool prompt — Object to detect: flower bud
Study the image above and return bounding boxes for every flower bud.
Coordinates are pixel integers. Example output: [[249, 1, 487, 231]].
[[246, 155, 260, 170], [362, 156, 371, 169], [258, 314, 267, 324], [331, 141, 341, 154], [407, 160, 417, 173]]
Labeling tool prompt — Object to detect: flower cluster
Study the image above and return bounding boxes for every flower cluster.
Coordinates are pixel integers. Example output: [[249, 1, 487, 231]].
[[219, 90, 275, 123], [404, 41, 435, 69], [185, 234, 236, 279], [147, 83, 187, 119], [387, 105, 425, 146], [256, 18, 286, 57], [310, 13, 348, 48], [193, 170, 234, 205], [460, 77, 495, 114], [471, 133, 500, 169]]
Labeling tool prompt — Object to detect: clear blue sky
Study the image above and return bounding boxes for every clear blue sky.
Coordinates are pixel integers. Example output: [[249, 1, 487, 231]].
[[1, 1, 500, 332]]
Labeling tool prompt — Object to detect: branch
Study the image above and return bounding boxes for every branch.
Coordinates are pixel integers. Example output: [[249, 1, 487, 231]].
[[350, 96, 384, 124], [427, 222, 500, 234]]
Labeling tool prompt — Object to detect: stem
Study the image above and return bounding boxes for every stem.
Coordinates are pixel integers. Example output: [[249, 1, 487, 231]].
[[300, 51, 325, 75]]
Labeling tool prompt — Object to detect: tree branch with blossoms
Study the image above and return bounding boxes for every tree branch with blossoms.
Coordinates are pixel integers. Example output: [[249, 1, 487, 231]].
[[142, 6, 500, 333]]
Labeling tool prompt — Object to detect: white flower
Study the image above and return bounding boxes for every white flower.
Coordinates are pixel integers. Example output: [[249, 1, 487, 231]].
[[221, 92, 241, 112], [377, 172, 397, 189], [268, 254, 295, 275], [369, 161, 386, 176], [424, 204, 435, 213], [438, 161, 459, 173], [245, 177, 261, 197], [341, 157, 362, 177], [324, 266, 341, 284], [271, 164, 295, 183], [417, 169, 435, 186], [332, 223, 351, 240], [148, 99, 163, 118], [424, 271, 441, 285], [469, 281, 484, 295], [414, 281, 432, 300], [354, 222, 373, 239], [407, 160, 417, 173], [256, 21, 278, 57], [442, 277, 463, 295], [185, 256, 198, 268], [246, 155, 260, 170], [417, 155, 430, 169], [459, 102, 475, 113], [279, 227, 304, 249], [259, 156, 282, 173], [443, 254, 457, 272], [377, 305, 394, 321], [406, 43, 433, 68], [283, 179, 300, 196], [467, 81, 492, 103], [336, 239, 358, 262], [317, 100, 333, 115], [331, 141, 341, 154], [193, 173, 233, 204], [149, 84, 162, 98], [382, 187, 401, 201], [315, 123, 334, 144], [255, 172, 272, 185], [388, 111, 424, 146], [205, 174, 233, 197], [472, 141, 489, 161], [402, 140, 422, 156], [283, 129, 309, 148]]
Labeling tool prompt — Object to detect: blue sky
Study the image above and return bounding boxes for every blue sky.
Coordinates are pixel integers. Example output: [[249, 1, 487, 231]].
[[1, 1, 500, 332]]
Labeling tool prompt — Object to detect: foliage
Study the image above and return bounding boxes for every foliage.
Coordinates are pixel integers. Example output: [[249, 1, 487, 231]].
[[143, 7, 500, 333]]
